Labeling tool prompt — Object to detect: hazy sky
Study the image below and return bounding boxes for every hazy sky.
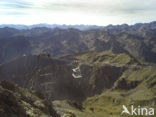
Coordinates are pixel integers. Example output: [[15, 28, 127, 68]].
[[0, 0, 156, 25]]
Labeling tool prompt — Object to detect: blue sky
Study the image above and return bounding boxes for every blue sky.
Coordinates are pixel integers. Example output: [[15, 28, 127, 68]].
[[0, 0, 156, 25]]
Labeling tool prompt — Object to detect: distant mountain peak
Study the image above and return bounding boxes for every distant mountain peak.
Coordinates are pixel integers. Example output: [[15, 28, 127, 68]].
[[0, 24, 104, 30]]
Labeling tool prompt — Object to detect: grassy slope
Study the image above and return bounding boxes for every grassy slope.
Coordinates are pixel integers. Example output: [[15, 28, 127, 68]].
[[53, 51, 156, 117], [82, 51, 156, 117]]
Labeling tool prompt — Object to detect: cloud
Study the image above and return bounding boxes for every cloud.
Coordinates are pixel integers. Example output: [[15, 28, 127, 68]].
[[1, 0, 156, 14], [0, 0, 32, 9], [0, 0, 156, 25]]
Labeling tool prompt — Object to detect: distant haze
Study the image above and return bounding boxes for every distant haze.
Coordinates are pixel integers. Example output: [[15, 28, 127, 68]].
[[0, 0, 156, 26]]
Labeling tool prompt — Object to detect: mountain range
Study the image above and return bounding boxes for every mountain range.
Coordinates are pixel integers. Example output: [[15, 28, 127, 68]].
[[0, 22, 156, 117], [0, 21, 156, 64], [0, 24, 104, 30]]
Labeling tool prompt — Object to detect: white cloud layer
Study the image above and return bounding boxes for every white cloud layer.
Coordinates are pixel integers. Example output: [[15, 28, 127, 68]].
[[0, 0, 156, 25]]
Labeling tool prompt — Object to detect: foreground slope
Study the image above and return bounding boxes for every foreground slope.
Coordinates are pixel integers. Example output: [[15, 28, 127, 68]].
[[0, 80, 60, 117]]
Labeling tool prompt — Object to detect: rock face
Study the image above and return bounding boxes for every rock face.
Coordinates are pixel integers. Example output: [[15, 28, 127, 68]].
[[0, 80, 60, 117]]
